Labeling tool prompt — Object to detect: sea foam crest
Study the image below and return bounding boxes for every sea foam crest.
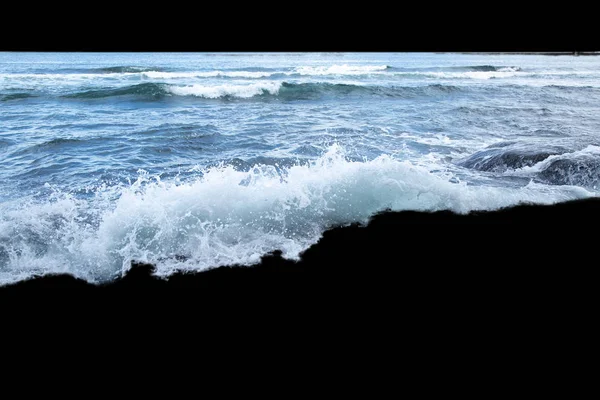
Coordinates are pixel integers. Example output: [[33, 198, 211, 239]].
[[0, 145, 593, 286], [167, 82, 282, 98], [426, 70, 524, 79], [293, 64, 389, 75]]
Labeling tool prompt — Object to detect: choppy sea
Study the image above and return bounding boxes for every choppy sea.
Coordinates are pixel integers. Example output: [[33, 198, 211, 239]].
[[1, 52, 599, 284]]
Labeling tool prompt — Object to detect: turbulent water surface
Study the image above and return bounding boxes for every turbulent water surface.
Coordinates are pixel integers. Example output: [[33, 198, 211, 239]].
[[1, 52, 599, 284]]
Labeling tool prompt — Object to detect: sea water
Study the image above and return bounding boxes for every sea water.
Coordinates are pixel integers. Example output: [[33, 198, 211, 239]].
[[1, 52, 598, 284]]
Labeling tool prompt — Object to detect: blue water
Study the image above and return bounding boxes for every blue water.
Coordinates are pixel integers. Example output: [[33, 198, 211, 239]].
[[1, 52, 599, 284]]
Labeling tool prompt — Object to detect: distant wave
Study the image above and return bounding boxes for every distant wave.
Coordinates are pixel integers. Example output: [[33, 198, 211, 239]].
[[542, 84, 597, 91], [0, 66, 164, 79], [451, 65, 522, 72], [418, 69, 523, 80], [0, 65, 390, 81], [388, 65, 521, 72], [92, 64, 522, 79], [64, 82, 462, 100], [383, 65, 524, 79], [1, 93, 36, 101], [64, 83, 169, 99], [274, 82, 460, 99], [3, 64, 599, 85], [143, 70, 276, 79], [292, 64, 390, 75], [145, 65, 390, 79], [93, 66, 162, 74], [6, 64, 599, 82], [0, 72, 140, 79], [45, 66, 163, 74]]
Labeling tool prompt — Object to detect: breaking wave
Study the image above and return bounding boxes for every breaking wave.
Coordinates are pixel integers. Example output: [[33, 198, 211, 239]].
[[64, 83, 170, 99], [63, 82, 462, 100], [0, 145, 592, 286], [167, 81, 283, 98]]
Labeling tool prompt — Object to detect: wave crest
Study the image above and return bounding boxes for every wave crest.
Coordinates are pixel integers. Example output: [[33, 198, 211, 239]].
[[167, 81, 282, 98], [93, 66, 162, 73], [293, 64, 390, 75], [63, 82, 462, 100], [453, 65, 522, 72], [64, 83, 169, 99], [1, 93, 36, 101]]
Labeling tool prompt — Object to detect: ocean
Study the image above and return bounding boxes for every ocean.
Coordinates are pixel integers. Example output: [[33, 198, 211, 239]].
[[1, 52, 599, 285]]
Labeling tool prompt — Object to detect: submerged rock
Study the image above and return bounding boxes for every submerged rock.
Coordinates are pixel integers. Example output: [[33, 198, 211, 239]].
[[457, 147, 561, 173], [539, 158, 600, 187]]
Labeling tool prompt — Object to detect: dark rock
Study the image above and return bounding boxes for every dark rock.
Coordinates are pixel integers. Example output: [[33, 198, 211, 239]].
[[539, 158, 600, 187], [458, 148, 560, 173]]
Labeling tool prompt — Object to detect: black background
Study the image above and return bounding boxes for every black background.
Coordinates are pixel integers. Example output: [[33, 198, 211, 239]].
[[1, 4, 596, 52]]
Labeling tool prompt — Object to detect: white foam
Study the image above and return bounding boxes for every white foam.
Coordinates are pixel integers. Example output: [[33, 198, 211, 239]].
[[166, 81, 282, 98], [425, 71, 524, 79], [496, 67, 522, 72], [293, 64, 389, 76]]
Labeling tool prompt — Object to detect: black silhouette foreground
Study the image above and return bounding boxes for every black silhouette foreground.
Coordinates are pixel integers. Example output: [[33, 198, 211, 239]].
[[3, 197, 596, 368]]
